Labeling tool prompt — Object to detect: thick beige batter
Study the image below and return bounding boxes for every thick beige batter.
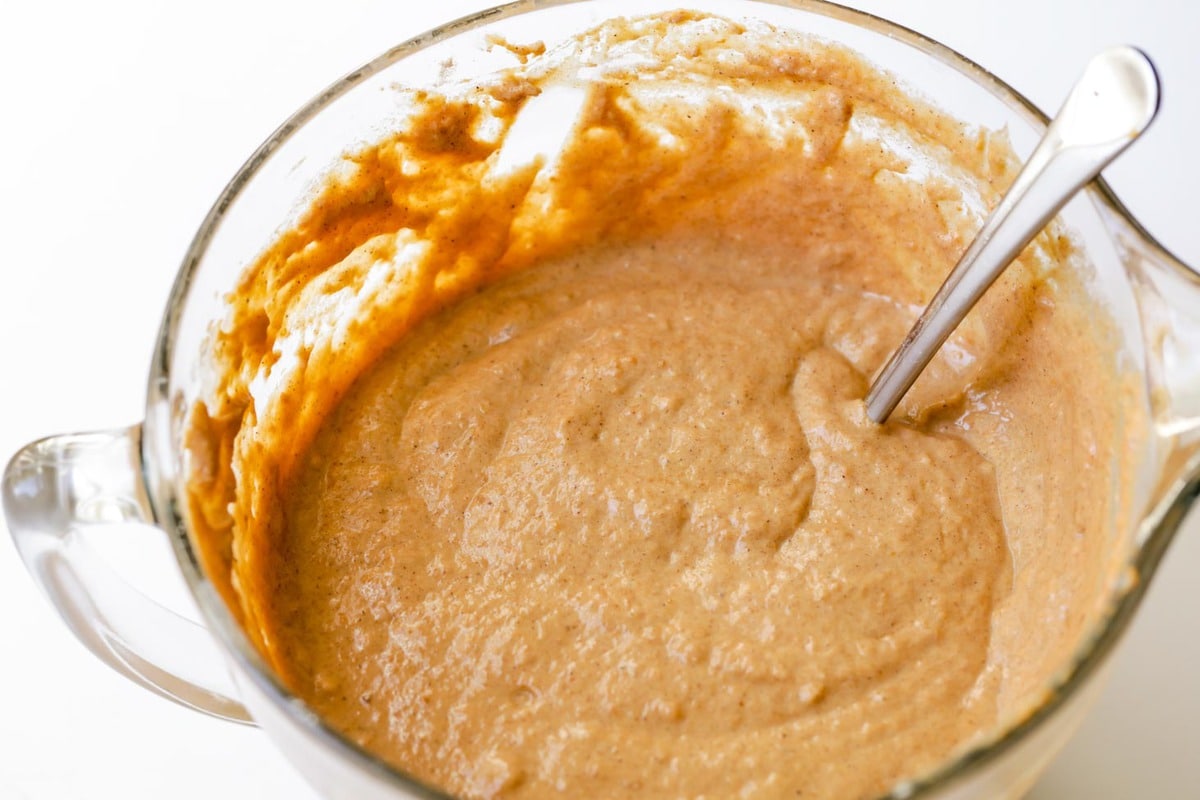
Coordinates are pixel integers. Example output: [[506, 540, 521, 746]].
[[187, 12, 1130, 800]]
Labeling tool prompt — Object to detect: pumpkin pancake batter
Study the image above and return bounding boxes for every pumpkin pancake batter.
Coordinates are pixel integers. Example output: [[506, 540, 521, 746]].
[[186, 11, 1130, 800]]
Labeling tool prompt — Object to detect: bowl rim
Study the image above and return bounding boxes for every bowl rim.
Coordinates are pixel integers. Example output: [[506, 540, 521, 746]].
[[146, 1, 1200, 797]]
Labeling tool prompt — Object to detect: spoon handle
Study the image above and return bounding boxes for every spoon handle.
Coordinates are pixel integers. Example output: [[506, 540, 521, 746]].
[[865, 46, 1160, 423]]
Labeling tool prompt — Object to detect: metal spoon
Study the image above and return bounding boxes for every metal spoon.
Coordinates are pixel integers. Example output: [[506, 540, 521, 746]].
[[865, 46, 1161, 424]]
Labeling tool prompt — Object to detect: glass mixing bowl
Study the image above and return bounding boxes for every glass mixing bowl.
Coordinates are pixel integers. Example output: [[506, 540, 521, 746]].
[[5, 1, 1199, 797]]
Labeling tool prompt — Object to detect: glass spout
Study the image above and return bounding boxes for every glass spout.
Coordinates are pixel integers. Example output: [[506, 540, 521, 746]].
[[1126, 242, 1200, 437], [1106, 204, 1200, 517]]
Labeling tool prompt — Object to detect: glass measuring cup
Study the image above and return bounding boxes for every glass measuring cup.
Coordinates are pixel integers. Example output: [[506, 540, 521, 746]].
[[5, 1, 1199, 797]]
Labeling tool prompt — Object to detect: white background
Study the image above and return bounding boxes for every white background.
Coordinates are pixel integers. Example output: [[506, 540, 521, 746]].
[[0, 1, 1196, 797]]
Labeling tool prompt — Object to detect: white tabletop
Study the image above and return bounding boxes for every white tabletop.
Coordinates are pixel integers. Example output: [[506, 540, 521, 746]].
[[0, 1, 1195, 797]]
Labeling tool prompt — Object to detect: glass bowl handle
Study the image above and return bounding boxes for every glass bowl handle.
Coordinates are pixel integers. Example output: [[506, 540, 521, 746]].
[[2, 425, 253, 724]]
